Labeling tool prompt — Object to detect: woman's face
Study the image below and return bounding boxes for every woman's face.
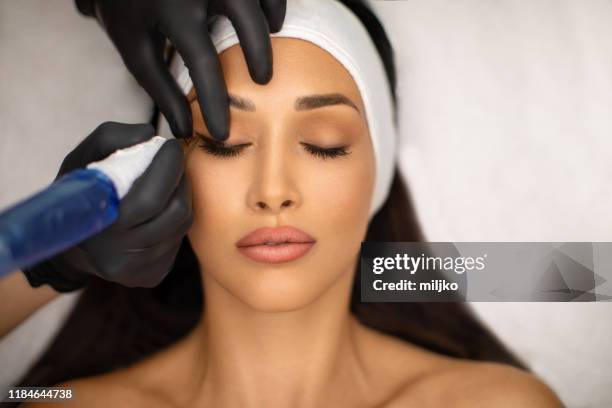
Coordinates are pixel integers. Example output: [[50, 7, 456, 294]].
[[184, 38, 375, 312]]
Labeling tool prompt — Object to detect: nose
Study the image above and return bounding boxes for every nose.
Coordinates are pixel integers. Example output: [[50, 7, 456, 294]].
[[246, 144, 301, 214]]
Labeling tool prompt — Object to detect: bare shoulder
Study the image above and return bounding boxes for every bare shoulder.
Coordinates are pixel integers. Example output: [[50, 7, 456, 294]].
[[334, 320, 564, 408], [392, 360, 564, 408], [19, 376, 170, 408], [19, 333, 201, 408]]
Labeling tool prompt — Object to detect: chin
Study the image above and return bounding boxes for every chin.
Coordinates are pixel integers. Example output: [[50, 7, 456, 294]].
[[228, 267, 330, 313]]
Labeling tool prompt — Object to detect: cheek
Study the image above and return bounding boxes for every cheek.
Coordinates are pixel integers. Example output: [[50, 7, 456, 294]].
[[184, 151, 247, 262], [311, 159, 373, 229], [301, 141, 376, 267]]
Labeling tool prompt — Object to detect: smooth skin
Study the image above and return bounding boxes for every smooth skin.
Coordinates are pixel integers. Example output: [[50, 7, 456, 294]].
[[22, 39, 564, 408], [0, 272, 58, 337]]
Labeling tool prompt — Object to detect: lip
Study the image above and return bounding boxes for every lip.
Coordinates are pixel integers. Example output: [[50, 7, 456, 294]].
[[236, 226, 316, 264]]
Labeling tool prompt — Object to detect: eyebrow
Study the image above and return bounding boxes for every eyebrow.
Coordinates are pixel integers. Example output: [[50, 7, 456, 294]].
[[228, 94, 256, 111], [294, 93, 360, 114], [188, 93, 256, 112], [188, 92, 360, 114]]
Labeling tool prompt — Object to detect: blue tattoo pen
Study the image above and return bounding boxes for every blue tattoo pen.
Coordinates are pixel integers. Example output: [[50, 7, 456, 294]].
[[0, 136, 167, 278]]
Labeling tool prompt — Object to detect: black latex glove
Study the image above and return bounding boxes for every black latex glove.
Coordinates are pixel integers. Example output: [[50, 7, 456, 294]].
[[22, 122, 192, 292], [75, 0, 287, 140]]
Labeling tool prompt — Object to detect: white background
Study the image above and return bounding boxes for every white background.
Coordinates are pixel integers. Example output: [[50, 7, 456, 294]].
[[1, 1, 611, 406]]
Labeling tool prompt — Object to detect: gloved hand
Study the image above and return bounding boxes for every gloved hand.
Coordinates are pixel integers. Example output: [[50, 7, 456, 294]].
[[22, 122, 192, 292], [75, 0, 287, 141]]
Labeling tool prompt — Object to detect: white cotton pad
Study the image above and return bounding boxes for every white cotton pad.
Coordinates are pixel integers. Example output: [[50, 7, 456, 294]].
[[86, 136, 167, 199]]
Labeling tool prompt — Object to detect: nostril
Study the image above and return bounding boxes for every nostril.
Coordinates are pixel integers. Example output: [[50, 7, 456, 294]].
[[255, 200, 293, 210]]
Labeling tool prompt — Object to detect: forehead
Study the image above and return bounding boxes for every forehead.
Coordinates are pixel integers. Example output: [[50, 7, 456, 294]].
[[215, 37, 365, 112]]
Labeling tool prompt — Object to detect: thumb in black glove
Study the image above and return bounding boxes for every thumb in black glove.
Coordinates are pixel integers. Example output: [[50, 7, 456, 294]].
[[75, 0, 287, 141], [23, 122, 193, 292]]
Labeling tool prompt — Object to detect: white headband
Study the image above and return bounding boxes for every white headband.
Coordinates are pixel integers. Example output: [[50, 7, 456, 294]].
[[159, 0, 397, 217]]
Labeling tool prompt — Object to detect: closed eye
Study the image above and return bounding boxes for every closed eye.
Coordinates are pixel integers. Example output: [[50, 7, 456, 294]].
[[196, 133, 250, 158], [300, 142, 351, 159], [195, 133, 351, 160]]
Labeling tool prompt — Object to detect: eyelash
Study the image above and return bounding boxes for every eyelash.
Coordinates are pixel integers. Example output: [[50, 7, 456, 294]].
[[300, 143, 350, 159], [197, 139, 246, 158], [196, 136, 350, 160]]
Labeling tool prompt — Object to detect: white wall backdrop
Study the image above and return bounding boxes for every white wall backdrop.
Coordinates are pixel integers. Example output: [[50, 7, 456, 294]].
[[1, 1, 611, 407]]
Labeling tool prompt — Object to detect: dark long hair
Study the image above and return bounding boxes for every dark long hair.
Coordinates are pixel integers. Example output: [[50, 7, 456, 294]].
[[14, 0, 527, 393]]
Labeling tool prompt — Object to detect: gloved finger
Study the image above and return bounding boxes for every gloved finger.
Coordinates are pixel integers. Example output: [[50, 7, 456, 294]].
[[225, 0, 273, 84], [118, 228, 188, 287], [127, 176, 193, 247], [121, 243, 182, 287], [90, 218, 186, 286], [129, 214, 192, 259], [115, 140, 184, 228], [65, 122, 155, 170], [119, 33, 192, 138], [164, 18, 229, 141], [259, 0, 287, 33]]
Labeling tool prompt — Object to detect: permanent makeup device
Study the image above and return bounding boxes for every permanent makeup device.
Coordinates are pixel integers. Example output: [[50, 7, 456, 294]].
[[0, 136, 167, 278]]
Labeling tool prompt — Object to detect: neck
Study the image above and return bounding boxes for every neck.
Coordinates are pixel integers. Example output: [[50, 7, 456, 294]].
[[185, 265, 370, 407]]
